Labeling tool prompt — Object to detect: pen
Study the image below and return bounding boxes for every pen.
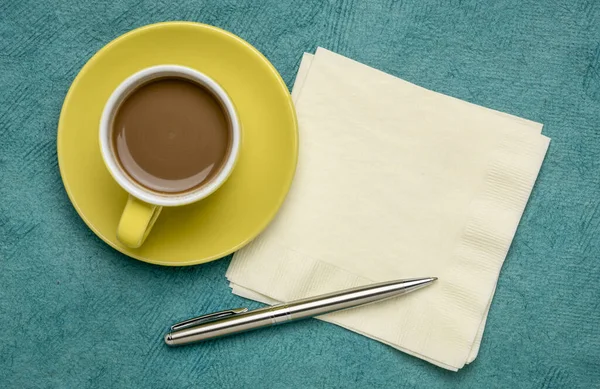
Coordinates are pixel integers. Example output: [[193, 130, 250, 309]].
[[165, 277, 437, 346]]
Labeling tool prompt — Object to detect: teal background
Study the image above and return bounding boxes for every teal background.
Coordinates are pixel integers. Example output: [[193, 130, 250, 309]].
[[1, 0, 599, 387]]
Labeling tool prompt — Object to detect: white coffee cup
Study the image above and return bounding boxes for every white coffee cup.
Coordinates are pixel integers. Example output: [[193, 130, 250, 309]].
[[99, 65, 241, 248]]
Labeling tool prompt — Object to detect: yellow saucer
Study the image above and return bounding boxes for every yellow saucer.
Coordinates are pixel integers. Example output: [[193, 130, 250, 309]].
[[57, 22, 298, 266]]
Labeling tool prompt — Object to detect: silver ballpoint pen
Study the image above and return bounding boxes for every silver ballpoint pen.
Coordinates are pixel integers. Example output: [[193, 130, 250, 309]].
[[165, 277, 437, 346]]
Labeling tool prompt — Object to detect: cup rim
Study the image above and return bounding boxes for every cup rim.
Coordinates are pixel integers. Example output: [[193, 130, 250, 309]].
[[99, 65, 241, 207]]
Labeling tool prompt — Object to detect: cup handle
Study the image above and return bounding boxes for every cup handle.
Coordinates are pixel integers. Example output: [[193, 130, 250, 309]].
[[117, 196, 162, 248]]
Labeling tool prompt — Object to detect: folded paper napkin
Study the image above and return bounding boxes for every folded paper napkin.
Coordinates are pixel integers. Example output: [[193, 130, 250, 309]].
[[226, 48, 550, 370]]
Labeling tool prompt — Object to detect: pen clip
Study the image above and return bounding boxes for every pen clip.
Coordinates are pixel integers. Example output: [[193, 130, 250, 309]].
[[170, 307, 249, 331]]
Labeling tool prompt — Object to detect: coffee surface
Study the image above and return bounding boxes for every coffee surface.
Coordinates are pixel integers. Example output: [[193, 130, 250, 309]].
[[112, 77, 230, 193]]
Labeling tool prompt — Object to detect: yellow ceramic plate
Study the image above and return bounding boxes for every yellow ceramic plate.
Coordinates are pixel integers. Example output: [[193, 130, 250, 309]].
[[57, 22, 298, 266]]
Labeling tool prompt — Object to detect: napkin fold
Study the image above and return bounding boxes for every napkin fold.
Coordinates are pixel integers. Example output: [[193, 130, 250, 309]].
[[227, 48, 550, 370]]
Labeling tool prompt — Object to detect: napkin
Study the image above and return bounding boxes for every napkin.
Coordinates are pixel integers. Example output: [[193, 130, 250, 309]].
[[235, 54, 501, 363], [227, 48, 550, 370], [291, 52, 544, 364]]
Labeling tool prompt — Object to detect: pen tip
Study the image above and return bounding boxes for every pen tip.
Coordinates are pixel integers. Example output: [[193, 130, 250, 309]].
[[164, 333, 174, 346], [431, 277, 438, 282]]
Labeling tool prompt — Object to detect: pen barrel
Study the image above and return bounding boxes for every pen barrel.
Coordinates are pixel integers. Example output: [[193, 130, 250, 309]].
[[166, 278, 435, 346], [284, 278, 429, 319], [166, 306, 282, 345]]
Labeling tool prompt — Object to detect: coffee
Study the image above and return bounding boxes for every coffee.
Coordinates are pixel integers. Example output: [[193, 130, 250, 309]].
[[111, 77, 231, 194]]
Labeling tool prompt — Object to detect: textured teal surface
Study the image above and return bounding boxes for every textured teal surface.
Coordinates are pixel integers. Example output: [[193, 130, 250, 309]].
[[1, 0, 600, 387]]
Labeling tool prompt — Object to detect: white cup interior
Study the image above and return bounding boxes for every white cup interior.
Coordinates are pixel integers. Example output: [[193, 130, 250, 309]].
[[99, 65, 241, 207]]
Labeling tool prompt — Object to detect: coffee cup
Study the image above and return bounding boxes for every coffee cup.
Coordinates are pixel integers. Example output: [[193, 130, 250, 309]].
[[99, 65, 241, 248]]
